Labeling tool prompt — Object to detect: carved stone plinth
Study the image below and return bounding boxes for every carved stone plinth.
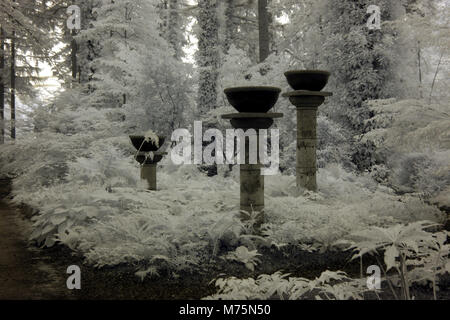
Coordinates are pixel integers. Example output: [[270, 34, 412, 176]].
[[222, 113, 283, 226], [283, 91, 332, 191]]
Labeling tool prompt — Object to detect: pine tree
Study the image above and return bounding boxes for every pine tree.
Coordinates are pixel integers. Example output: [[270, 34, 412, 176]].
[[0, 0, 62, 140], [281, 1, 409, 127], [57, 0, 194, 136], [79, 0, 150, 108], [220, 0, 260, 64], [0, 27, 4, 143], [157, 0, 188, 60]]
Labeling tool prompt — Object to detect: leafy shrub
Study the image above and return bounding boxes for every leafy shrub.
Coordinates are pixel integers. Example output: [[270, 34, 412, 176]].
[[205, 270, 365, 300], [340, 221, 450, 300], [224, 246, 262, 271], [360, 99, 450, 203]]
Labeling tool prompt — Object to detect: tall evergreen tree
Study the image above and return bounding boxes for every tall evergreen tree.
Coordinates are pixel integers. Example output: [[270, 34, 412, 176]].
[[0, 27, 4, 143], [282, 1, 407, 126], [60, 0, 194, 136], [0, 0, 62, 139], [10, 12, 15, 139], [163, 0, 188, 60]]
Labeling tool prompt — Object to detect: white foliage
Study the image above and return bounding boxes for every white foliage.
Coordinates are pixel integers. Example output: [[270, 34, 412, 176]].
[[3, 148, 444, 273], [341, 221, 449, 299], [224, 246, 261, 271], [360, 98, 450, 201], [205, 270, 365, 300]]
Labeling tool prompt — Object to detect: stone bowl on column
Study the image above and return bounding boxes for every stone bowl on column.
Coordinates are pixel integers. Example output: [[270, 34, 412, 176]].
[[284, 70, 331, 91], [224, 86, 281, 113], [129, 134, 166, 191], [283, 70, 333, 192], [129, 135, 166, 152], [222, 86, 283, 229]]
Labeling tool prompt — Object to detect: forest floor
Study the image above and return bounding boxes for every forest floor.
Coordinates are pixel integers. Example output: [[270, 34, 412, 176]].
[[0, 178, 219, 299], [0, 178, 448, 300]]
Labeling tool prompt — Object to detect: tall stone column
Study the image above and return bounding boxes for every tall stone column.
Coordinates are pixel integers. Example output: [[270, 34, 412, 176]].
[[240, 133, 264, 217], [296, 106, 318, 191], [222, 86, 282, 228], [284, 91, 332, 192], [222, 112, 282, 227]]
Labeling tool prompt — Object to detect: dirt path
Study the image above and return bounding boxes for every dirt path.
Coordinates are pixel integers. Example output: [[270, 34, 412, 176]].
[[0, 179, 74, 299]]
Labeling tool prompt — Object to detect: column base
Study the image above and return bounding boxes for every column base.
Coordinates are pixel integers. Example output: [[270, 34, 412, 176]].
[[296, 167, 317, 192], [240, 164, 264, 228]]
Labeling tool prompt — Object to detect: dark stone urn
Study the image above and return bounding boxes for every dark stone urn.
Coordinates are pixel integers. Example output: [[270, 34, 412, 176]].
[[282, 70, 333, 192]]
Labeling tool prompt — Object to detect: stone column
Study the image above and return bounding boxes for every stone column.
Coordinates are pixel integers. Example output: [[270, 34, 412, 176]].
[[141, 163, 157, 190], [134, 151, 166, 191], [296, 107, 317, 191], [222, 113, 282, 227], [240, 134, 264, 222], [283, 91, 332, 192]]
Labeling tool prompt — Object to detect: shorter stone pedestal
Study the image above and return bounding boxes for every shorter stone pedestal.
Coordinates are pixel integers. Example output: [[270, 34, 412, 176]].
[[135, 151, 167, 190], [141, 163, 157, 190], [283, 90, 332, 192], [221, 112, 283, 226]]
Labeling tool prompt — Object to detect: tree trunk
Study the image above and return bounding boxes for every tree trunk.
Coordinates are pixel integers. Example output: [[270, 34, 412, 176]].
[[258, 0, 270, 62], [0, 27, 4, 144], [157, 0, 169, 38], [10, 28, 16, 140], [71, 29, 78, 84], [197, 0, 219, 115], [417, 41, 422, 98], [223, 0, 235, 54], [429, 48, 444, 101], [168, 0, 181, 58]]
